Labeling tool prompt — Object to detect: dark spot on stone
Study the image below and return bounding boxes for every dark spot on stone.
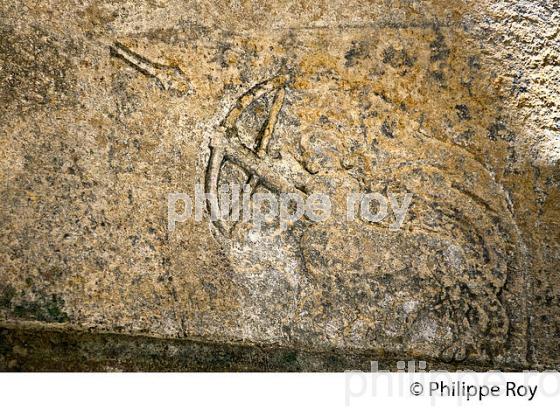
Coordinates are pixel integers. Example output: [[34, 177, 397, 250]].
[[382, 46, 415, 68], [344, 48, 359, 67], [13, 294, 69, 323], [203, 282, 218, 299], [487, 120, 506, 141], [430, 30, 449, 62], [210, 41, 233, 68], [482, 246, 490, 264], [467, 308, 479, 325], [0, 285, 16, 308], [326, 354, 342, 368], [468, 55, 481, 70], [282, 350, 298, 364], [456, 129, 474, 144], [455, 104, 471, 120], [430, 70, 446, 84], [380, 120, 395, 138], [344, 41, 368, 67], [512, 71, 528, 96], [382, 46, 396, 64]]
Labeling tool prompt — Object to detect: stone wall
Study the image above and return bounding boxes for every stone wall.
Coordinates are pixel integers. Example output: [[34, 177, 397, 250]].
[[0, 0, 558, 370]]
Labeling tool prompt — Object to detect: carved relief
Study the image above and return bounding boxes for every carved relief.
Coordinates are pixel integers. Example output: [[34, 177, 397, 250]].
[[204, 70, 527, 363], [110, 33, 528, 364]]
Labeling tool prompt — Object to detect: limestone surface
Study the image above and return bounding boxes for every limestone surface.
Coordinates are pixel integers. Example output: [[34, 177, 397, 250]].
[[0, 0, 558, 370]]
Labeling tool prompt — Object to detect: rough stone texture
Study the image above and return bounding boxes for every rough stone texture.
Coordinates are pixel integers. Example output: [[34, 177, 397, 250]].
[[0, 0, 558, 371]]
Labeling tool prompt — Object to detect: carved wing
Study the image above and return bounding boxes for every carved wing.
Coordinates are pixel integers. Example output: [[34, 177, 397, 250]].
[[205, 74, 307, 236]]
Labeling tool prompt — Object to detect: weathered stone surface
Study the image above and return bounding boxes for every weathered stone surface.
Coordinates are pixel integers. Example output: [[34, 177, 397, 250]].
[[0, 0, 558, 370]]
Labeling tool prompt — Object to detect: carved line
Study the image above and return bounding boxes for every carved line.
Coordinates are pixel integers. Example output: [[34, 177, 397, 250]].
[[206, 74, 302, 236], [110, 41, 190, 94]]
